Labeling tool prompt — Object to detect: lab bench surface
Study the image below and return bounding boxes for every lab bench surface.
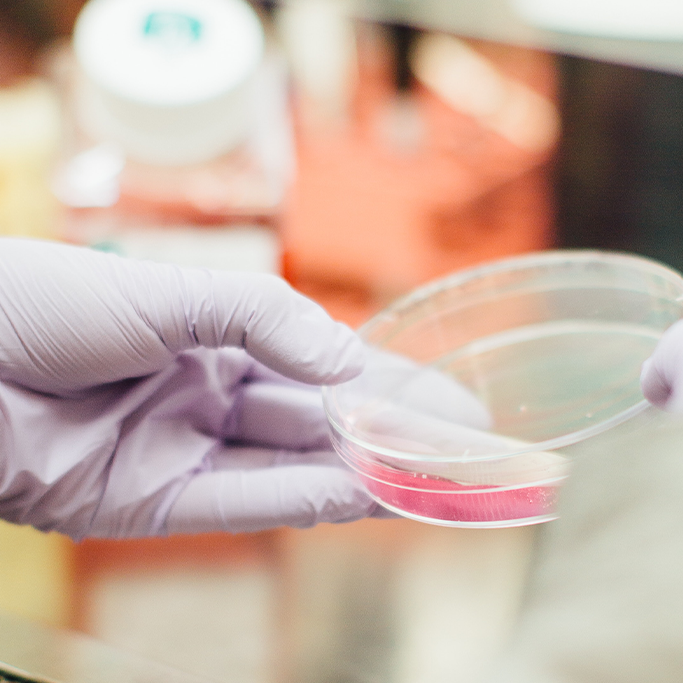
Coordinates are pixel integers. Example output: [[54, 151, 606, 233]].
[[0, 611, 215, 683]]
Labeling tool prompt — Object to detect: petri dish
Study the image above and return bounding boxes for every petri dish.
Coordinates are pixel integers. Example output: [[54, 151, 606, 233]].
[[323, 250, 683, 527]]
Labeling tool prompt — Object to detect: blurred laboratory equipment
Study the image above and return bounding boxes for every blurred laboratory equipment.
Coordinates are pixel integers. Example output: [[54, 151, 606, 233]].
[[275, 0, 358, 126], [0, 79, 61, 239], [411, 33, 559, 154], [374, 24, 425, 152], [72, 0, 264, 166], [509, 0, 683, 280], [555, 57, 683, 276], [49, 0, 293, 274], [359, 0, 683, 75], [512, 0, 683, 39], [0, 2, 75, 634], [0, 0, 61, 241], [282, 18, 559, 324]]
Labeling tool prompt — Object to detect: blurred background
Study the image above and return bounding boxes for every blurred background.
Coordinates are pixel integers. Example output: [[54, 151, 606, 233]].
[[0, 0, 682, 681]]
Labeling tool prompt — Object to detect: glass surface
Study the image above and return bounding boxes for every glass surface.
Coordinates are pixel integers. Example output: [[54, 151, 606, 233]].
[[324, 250, 683, 527]]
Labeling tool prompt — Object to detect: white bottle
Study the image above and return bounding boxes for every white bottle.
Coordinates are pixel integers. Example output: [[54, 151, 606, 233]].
[[72, 0, 265, 166]]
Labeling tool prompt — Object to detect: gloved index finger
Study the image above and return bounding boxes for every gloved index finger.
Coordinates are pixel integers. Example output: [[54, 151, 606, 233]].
[[122, 261, 367, 386], [0, 239, 365, 392]]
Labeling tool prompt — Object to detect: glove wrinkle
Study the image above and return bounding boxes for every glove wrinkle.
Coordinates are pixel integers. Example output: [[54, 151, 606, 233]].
[[240, 308, 256, 351]]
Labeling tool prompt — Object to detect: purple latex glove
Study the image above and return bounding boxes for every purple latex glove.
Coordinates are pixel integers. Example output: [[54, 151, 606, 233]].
[[641, 319, 683, 412], [0, 238, 379, 540]]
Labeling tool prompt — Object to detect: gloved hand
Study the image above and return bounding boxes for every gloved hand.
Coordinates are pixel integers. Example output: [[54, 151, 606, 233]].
[[641, 318, 683, 412], [0, 237, 379, 540]]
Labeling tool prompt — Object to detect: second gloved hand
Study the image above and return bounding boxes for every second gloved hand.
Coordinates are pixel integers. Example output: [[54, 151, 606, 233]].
[[641, 318, 683, 412]]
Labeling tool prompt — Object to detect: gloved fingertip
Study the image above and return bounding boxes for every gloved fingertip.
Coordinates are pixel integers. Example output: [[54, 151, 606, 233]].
[[324, 329, 367, 384], [641, 356, 683, 412], [235, 277, 367, 385]]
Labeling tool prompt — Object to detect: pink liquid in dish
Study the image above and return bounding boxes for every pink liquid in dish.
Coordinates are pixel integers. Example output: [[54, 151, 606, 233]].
[[359, 461, 559, 525]]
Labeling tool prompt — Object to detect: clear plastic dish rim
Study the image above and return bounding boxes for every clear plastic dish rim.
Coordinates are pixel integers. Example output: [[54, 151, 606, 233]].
[[322, 249, 683, 465]]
